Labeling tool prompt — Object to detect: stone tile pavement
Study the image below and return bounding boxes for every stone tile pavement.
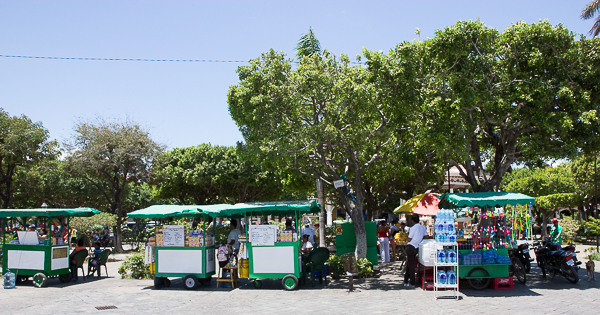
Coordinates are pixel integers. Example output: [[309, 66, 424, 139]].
[[1, 247, 599, 314]]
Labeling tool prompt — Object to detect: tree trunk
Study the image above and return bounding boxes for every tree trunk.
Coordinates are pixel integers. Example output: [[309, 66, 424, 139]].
[[317, 179, 326, 247], [336, 176, 367, 260]]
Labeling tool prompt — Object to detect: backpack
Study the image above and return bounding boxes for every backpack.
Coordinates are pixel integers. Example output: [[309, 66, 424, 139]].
[[217, 245, 229, 262]]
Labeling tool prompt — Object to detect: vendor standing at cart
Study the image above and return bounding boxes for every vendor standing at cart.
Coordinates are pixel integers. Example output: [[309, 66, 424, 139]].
[[403, 214, 430, 287], [227, 219, 241, 255]]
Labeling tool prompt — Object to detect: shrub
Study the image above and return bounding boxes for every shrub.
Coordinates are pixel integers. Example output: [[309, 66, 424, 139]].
[[118, 247, 151, 279], [357, 258, 373, 278], [584, 247, 600, 261], [328, 255, 344, 279], [561, 217, 581, 244]]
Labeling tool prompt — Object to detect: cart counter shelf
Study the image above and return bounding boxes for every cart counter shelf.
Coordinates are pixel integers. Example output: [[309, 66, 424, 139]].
[[247, 242, 301, 280], [3, 244, 70, 277], [153, 245, 216, 278]]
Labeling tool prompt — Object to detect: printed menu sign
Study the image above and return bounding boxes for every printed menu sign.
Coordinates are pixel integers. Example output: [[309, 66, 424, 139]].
[[162, 225, 185, 247], [249, 225, 276, 246]]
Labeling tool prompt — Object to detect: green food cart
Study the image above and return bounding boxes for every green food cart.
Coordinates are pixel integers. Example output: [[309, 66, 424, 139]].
[[1, 208, 100, 287], [439, 192, 534, 289], [128, 205, 217, 290], [201, 200, 321, 291]]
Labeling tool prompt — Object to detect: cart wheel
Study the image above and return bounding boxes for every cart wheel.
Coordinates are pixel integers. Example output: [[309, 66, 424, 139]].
[[184, 275, 199, 290], [153, 276, 164, 289], [164, 278, 171, 287], [282, 275, 299, 291], [253, 280, 262, 289], [32, 273, 48, 288], [467, 268, 490, 290], [59, 273, 73, 283]]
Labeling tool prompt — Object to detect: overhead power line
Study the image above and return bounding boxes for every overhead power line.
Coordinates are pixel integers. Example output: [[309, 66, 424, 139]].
[[0, 54, 364, 64]]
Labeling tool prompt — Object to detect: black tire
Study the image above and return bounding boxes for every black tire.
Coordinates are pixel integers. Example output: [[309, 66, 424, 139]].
[[163, 278, 171, 287], [183, 275, 199, 290], [524, 259, 531, 274], [153, 276, 164, 289], [253, 279, 262, 289], [562, 263, 579, 284], [282, 275, 299, 291], [32, 273, 48, 288], [59, 273, 73, 283], [512, 258, 527, 284], [467, 268, 490, 290]]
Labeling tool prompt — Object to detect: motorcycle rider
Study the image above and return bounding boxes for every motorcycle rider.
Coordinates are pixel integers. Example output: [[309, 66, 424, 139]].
[[550, 218, 563, 244]]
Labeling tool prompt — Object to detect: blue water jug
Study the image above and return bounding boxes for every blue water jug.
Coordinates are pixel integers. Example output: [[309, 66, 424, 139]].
[[437, 270, 447, 285], [4, 269, 16, 289], [447, 270, 457, 285], [448, 249, 457, 264]]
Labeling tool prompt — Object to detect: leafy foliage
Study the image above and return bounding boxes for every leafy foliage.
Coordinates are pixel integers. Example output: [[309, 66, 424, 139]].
[[70, 212, 117, 248], [0, 109, 57, 208], [65, 118, 164, 251], [536, 194, 584, 210], [582, 217, 600, 236], [118, 247, 152, 279], [295, 27, 321, 59], [357, 258, 373, 278], [560, 216, 582, 244], [327, 254, 343, 279]]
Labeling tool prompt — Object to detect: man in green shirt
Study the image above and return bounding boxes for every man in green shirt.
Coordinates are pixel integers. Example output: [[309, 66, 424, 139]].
[[550, 218, 563, 244]]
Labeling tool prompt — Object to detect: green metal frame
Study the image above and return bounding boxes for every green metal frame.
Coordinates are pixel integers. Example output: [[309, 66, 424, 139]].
[[247, 242, 301, 279], [154, 245, 216, 278], [1, 244, 70, 277], [458, 249, 510, 279]]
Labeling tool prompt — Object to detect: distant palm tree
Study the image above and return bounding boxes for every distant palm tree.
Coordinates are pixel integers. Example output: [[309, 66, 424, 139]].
[[581, 0, 600, 37], [295, 27, 321, 59]]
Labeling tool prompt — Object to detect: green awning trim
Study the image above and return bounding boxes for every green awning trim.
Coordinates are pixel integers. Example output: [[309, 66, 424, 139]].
[[128, 201, 321, 219], [439, 192, 535, 209], [200, 200, 321, 218], [0, 208, 100, 218], [127, 205, 206, 219]]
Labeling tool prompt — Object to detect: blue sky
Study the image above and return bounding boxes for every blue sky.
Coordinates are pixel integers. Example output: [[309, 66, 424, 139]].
[[0, 0, 595, 149]]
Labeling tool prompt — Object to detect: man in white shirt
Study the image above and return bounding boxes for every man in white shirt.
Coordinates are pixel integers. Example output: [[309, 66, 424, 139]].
[[403, 214, 429, 287], [227, 219, 241, 254], [301, 218, 316, 245]]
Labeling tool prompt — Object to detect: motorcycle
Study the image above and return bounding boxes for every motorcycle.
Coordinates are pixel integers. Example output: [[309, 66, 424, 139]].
[[515, 243, 534, 273], [533, 237, 581, 284]]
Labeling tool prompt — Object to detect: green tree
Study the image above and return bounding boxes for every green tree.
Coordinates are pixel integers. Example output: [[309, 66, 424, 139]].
[[65, 118, 164, 252], [152, 144, 283, 204], [228, 47, 407, 258], [582, 0, 600, 37], [501, 165, 582, 234], [419, 21, 599, 192], [295, 27, 321, 59], [0, 109, 57, 208]]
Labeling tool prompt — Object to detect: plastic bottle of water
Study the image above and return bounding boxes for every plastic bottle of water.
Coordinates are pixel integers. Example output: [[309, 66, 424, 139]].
[[447, 270, 457, 285], [448, 249, 457, 264], [3, 269, 16, 289], [437, 249, 445, 264], [446, 221, 455, 233], [437, 270, 447, 285], [448, 232, 457, 243]]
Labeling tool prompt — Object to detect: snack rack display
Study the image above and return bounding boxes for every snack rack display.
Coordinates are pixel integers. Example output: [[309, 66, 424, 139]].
[[438, 192, 535, 290], [1, 208, 100, 287], [128, 205, 216, 290], [433, 209, 459, 299]]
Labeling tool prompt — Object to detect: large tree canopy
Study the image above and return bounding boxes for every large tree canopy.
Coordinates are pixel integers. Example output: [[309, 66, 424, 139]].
[[152, 144, 283, 204], [415, 20, 600, 192], [0, 109, 57, 208], [65, 118, 164, 252], [228, 49, 409, 258]]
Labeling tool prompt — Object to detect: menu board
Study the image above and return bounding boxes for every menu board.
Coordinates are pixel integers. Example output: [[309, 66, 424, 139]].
[[249, 225, 277, 246], [162, 225, 185, 247]]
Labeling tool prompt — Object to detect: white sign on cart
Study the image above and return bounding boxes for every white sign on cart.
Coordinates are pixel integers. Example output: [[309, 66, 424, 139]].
[[249, 225, 277, 246], [162, 225, 185, 247]]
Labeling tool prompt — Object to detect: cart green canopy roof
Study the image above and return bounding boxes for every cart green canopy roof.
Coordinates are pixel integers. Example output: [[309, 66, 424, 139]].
[[200, 200, 321, 218], [439, 192, 535, 209], [127, 205, 206, 219], [0, 208, 100, 218]]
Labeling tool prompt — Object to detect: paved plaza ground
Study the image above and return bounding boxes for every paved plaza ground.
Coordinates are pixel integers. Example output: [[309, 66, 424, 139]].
[[1, 246, 600, 315]]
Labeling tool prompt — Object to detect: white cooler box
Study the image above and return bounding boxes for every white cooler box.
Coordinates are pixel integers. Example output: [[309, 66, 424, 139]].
[[418, 239, 436, 267]]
